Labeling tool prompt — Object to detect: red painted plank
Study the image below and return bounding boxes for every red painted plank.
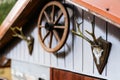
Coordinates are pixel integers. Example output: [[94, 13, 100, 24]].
[[50, 68, 101, 80]]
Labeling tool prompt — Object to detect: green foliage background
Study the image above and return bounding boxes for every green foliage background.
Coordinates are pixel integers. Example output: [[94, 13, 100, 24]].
[[0, 0, 17, 24]]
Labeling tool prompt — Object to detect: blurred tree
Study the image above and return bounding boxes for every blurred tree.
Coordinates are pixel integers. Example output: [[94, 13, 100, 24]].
[[0, 0, 17, 24]]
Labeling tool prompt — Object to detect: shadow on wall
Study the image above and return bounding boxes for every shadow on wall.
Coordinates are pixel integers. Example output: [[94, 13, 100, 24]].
[[52, 3, 86, 58], [53, 3, 74, 58], [108, 23, 120, 41]]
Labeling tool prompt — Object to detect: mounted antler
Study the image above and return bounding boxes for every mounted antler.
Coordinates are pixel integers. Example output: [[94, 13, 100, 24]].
[[72, 19, 98, 45], [72, 17, 112, 74], [10, 27, 34, 55], [11, 27, 26, 40]]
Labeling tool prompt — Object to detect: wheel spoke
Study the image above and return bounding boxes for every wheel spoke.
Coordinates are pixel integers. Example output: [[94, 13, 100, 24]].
[[44, 11, 50, 23], [54, 26, 65, 29], [53, 30, 60, 42], [49, 32, 53, 48], [54, 11, 63, 24], [39, 25, 45, 28], [51, 5, 55, 22], [42, 31, 50, 42]]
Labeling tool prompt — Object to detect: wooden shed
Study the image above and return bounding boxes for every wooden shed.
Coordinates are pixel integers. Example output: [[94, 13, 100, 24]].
[[0, 0, 120, 80]]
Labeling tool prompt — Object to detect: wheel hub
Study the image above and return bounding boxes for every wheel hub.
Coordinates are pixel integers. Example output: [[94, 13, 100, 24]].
[[45, 22, 54, 31]]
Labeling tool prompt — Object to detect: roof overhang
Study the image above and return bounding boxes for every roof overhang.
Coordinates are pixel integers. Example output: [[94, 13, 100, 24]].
[[0, 0, 50, 51], [0, 0, 30, 40], [67, 0, 120, 28]]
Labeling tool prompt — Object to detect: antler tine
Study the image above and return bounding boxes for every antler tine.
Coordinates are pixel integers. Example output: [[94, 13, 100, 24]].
[[10, 27, 27, 40], [10, 27, 22, 34], [85, 16, 98, 45], [75, 20, 82, 33], [10, 27, 19, 37], [72, 20, 94, 45]]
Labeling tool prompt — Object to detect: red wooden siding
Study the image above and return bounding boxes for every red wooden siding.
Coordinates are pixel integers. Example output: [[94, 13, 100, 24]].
[[50, 68, 101, 80]]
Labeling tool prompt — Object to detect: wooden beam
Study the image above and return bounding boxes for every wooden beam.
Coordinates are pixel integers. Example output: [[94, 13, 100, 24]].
[[0, 0, 50, 50], [0, 0, 30, 40]]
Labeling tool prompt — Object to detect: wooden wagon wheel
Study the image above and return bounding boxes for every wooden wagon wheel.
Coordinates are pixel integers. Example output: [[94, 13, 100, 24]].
[[38, 1, 69, 53]]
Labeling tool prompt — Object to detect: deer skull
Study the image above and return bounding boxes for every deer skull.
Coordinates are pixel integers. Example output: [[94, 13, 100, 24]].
[[93, 46, 104, 65]]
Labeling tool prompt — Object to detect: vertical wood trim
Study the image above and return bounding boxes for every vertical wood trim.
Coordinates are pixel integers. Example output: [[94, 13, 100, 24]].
[[21, 41, 25, 61], [50, 53, 58, 67], [50, 37, 58, 67], [93, 16, 107, 76], [105, 22, 108, 76], [22, 39, 27, 62], [107, 23, 120, 80], [82, 9, 84, 72], [57, 47, 65, 69], [93, 15, 96, 74], [31, 31, 35, 63], [43, 23, 51, 66], [14, 43, 18, 60], [38, 38, 44, 65], [44, 51, 51, 66], [72, 5, 75, 71], [65, 31, 74, 70], [33, 28, 39, 64], [20, 41, 22, 61], [72, 5, 75, 70], [64, 0, 74, 71], [9, 44, 12, 59], [73, 7, 83, 72], [83, 11, 94, 74], [65, 7, 74, 70]]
